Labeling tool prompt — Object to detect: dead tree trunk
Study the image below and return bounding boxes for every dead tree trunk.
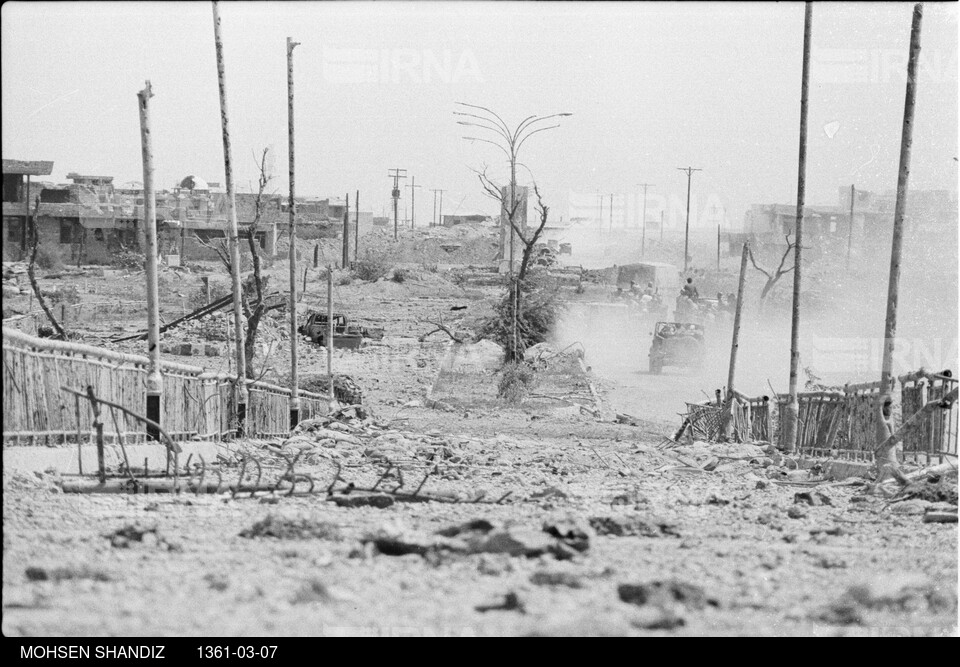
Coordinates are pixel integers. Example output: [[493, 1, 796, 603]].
[[26, 196, 66, 339]]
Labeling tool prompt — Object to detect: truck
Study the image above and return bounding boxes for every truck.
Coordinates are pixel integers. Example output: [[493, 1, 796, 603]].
[[647, 321, 705, 374], [298, 312, 384, 349]]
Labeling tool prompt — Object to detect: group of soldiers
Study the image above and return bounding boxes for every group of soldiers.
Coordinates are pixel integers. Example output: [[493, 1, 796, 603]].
[[677, 277, 737, 324]]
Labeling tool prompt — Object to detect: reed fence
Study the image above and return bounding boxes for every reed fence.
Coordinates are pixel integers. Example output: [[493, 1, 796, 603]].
[[2, 327, 327, 446]]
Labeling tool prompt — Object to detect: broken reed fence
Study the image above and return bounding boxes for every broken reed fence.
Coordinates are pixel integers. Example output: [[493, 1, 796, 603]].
[[776, 374, 958, 462], [899, 370, 958, 464], [683, 393, 771, 444], [2, 327, 328, 446]]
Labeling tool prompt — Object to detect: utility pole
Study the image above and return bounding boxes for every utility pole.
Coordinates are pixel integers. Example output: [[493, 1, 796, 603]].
[[597, 191, 603, 228], [137, 81, 162, 442], [431, 189, 438, 227], [878, 4, 923, 467], [782, 2, 812, 455], [354, 190, 359, 262], [846, 184, 855, 271], [326, 264, 334, 404], [342, 192, 350, 269], [388, 168, 407, 240], [717, 224, 721, 271], [712, 205, 722, 271], [723, 243, 750, 439], [609, 193, 615, 231], [406, 177, 421, 228], [437, 189, 445, 227], [677, 166, 702, 274], [638, 183, 653, 261], [286, 35, 300, 429], [212, 0, 247, 435]]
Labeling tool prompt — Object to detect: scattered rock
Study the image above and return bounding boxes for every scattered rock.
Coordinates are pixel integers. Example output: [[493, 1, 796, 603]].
[[542, 517, 592, 554], [706, 492, 730, 506], [786, 506, 807, 519], [475, 591, 525, 614], [530, 570, 584, 589], [618, 579, 718, 611], [240, 514, 342, 540], [25, 565, 110, 582], [793, 490, 833, 506], [589, 515, 680, 538], [331, 493, 395, 509], [104, 524, 180, 551]]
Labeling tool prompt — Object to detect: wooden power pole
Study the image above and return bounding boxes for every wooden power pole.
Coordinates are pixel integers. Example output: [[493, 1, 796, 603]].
[[878, 4, 923, 460], [723, 243, 750, 438], [287, 35, 300, 429], [407, 177, 421, 228], [137, 81, 162, 442], [782, 1, 813, 454], [677, 166, 702, 273], [354, 190, 359, 261], [846, 184, 855, 271], [326, 265, 334, 404], [342, 192, 350, 268], [212, 0, 248, 434], [639, 183, 653, 261], [388, 168, 406, 240]]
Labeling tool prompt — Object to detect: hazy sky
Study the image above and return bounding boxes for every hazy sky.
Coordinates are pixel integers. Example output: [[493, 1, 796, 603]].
[[2, 1, 957, 227]]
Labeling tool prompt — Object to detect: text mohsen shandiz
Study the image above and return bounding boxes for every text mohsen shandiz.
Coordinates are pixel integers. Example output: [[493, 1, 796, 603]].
[[20, 646, 165, 659]]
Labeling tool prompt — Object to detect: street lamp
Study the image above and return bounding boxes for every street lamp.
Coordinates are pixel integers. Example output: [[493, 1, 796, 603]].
[[454, 102, 572, 360]]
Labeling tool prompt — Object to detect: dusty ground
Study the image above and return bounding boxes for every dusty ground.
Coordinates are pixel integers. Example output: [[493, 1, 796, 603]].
[[2, 259, 958, 637]]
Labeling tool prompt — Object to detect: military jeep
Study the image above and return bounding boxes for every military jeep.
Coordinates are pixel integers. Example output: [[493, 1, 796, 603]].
[[648, 321, 705, 374]]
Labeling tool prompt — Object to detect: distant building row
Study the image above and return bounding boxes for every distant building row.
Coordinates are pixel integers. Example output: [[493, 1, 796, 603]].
[[2, 159, 373, 264]]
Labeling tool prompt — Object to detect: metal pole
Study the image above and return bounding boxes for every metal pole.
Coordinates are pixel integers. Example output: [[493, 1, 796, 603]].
[[878, 3, 923, 450], [326, 264, 334, 405], [510, 154, 520, 360], [846, 183, 855, 271], [137, 81, 162, 442], [287, 36, 300, 429], [342, 192, 350, 268], [212, 1, 248, 436], [782, 1, 813, 454]]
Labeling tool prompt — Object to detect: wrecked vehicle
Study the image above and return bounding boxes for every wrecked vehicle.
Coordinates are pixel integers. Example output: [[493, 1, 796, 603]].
[[647, 321, 705, 374], [298, 312, 384, 349]]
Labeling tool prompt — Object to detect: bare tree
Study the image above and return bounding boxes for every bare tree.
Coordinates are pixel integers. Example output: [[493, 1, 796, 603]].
[[475, 167, 554, 360], [747, 234, 797, 301], [196, 148, 282, 379], [25, 196, 67, 339]]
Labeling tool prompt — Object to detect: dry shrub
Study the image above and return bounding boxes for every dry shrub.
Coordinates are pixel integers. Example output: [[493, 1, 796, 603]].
[[498, 361, 536, 402]]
